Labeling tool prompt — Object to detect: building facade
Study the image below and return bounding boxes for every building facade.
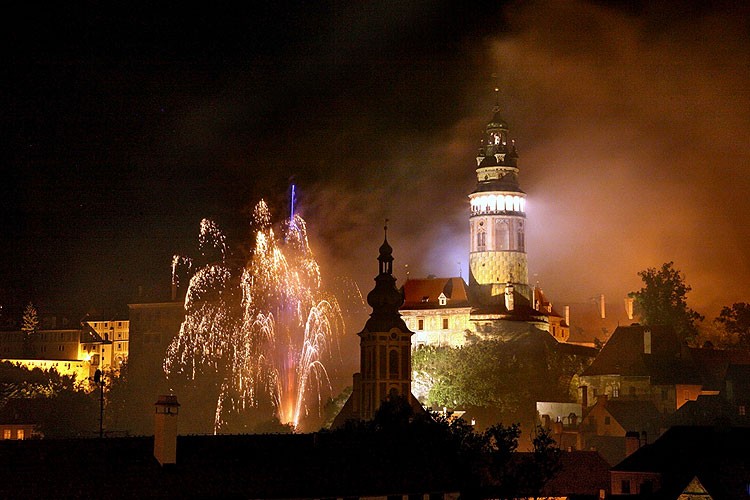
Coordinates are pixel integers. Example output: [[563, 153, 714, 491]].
[[86, 317, 129, 369], [0, 325, 114, 383]]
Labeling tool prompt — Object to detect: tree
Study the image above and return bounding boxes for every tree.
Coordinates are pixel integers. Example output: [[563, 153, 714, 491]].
[[21, 302, 39, 334], [629, 262, 704, 343], [20, 302, 39, 358], [715, 302, 750, 348], [412, 339, 588, 413]]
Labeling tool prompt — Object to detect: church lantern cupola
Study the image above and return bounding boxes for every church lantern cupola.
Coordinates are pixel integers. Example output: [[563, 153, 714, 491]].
[[469, 96, 530, 300]]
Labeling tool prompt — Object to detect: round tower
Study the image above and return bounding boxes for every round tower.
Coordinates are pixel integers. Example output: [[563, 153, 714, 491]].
[[468, 103, 530, 300]]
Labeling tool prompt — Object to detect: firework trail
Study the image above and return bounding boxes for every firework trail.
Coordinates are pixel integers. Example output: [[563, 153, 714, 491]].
[[164, 201, 344, 432]]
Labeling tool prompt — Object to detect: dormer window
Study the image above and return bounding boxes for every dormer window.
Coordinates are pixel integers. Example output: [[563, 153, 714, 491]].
[[438, 293, 447, 306], [421, 296, 429, 303]]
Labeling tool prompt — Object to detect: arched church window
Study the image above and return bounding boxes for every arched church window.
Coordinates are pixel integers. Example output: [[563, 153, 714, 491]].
[[389, 349, 399, 380], [495, 220, 509, 250], [516, 221, 525, 251]]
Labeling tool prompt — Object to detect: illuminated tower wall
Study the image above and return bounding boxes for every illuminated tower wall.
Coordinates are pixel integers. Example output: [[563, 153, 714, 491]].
[[469, 108, 530, 300]]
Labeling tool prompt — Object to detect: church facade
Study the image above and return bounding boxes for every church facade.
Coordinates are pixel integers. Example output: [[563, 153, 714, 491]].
[[401, 101, 569, 348]]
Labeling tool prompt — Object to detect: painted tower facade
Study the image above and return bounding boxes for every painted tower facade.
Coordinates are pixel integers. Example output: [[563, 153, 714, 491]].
[[468, 105, 530, 300]]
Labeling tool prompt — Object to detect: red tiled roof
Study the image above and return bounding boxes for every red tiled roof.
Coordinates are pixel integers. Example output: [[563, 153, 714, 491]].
[[401, 277, 470, 309]]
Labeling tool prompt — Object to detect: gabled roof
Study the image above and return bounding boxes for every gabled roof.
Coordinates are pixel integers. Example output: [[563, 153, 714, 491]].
[[80, 324, 109, 344], [612, 425, 750, 500], [401, 277, 470, 309], [602, 400, 661, 432], [689, 347, 750, 391], [582, 325, 700, 384], [533, 288, 565, 322], [664, 395, 750, 428]]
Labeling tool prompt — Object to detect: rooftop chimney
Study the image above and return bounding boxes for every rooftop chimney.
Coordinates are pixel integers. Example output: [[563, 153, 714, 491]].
[[504, 283, 514, 312], [625, 297, 634, 320], [625, 431, 640, 457], [154, 395, 180, 466]]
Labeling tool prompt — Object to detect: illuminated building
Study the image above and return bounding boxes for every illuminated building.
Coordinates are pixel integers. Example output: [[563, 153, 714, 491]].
[[401, 99, 569, 346], [86, 317, 129, 369], [333, 232, 423, 425], [0, 324, 114, 384]]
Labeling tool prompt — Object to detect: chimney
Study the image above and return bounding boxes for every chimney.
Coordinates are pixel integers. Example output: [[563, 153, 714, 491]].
[[564, 305, 570, 326], [504, 283, 514, 312], [599, 294, 606, 319], [624, 297, 634, 320], [154, 395, 180, 466], [580, 386, 588, 408], [625, 431, 640, 456]]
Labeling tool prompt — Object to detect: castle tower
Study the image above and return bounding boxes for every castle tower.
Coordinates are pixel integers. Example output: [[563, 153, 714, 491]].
[[469, 100, 530, 300]]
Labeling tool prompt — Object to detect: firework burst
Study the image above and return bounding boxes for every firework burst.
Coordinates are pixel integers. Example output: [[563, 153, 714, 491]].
[[164, 203, 344, 432]]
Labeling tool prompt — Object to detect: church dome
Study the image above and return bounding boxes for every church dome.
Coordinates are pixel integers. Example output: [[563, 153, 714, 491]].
[[485, 110, 510, 131]]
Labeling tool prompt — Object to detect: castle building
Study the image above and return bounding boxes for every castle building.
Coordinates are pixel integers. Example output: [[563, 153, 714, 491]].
[[400, 100, 569, 347], [333, 232, 423, 425], [0, 323, 114, 384]]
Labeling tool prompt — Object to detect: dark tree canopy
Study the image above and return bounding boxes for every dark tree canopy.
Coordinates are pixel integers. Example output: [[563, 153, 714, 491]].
[[333, 395, 560, 498], [715, 302, 750, 348], [629, 261, 704, 342]]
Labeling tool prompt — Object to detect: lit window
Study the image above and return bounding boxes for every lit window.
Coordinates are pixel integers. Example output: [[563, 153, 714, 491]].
[[17, 429, 24, 440], [739, 405, 746, 416], [3, 429, 10, 439]]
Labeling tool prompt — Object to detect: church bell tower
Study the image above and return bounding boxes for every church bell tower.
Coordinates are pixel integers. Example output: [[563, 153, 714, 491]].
[[469, 96, 530, 300]]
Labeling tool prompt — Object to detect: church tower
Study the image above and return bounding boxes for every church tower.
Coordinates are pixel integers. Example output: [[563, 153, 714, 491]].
[[333, 229, 420, 426], [469, 97, 530, 301]]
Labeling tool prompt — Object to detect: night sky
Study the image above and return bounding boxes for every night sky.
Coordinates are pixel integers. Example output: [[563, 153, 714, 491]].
[[3, 1, 749, 321]]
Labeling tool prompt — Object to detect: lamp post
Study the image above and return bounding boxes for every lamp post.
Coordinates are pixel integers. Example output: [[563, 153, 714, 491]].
[[93, 369, 104, 438]]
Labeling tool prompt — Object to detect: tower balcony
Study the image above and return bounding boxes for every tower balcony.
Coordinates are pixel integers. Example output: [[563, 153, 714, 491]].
[[470, 193, 526, 215]]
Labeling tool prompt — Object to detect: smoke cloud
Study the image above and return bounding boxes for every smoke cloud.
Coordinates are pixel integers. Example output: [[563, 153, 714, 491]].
[[300, 0, 750, 320]]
